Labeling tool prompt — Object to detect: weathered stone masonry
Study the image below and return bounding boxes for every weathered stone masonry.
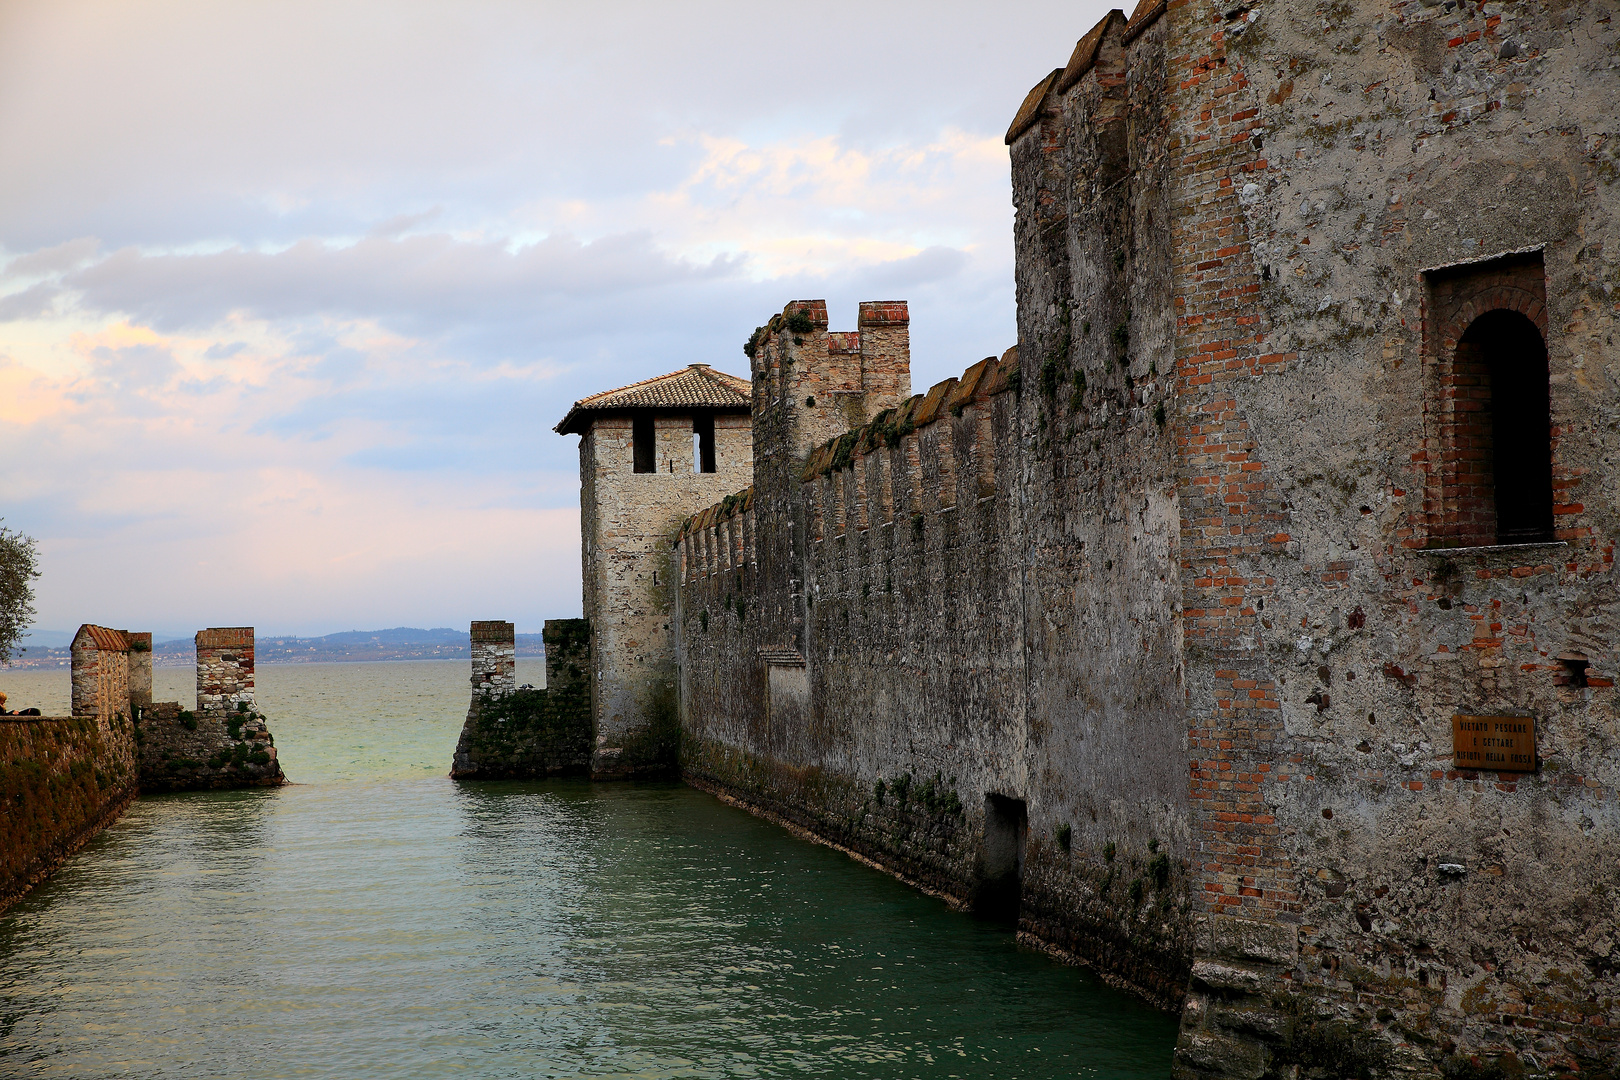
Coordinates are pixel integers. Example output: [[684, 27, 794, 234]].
[[2, 624, 285, 913], [558, 364, 754, 776], [450, 619, 593, 779], [138, 628, 283, 793], [667, 2, 1618, 1077]]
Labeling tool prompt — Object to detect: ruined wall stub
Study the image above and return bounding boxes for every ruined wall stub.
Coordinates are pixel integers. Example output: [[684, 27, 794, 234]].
[[450, 618, 593, 779], [195, 627, 256, 721], [468, 620, 516, 705], [138, 626, 282, 790], [125, 632, 153, 708]]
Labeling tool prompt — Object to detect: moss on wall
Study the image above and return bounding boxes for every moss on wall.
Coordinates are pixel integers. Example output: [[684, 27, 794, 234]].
[[0, 715, 138, 914]]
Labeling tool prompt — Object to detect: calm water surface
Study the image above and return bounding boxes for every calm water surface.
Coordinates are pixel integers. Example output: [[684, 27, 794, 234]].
[[0, 661, 1176, 1078]]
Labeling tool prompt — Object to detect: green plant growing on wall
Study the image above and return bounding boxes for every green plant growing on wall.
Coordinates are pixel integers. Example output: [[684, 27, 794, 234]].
[[830, 432, 857, 473], [783, 309, 816, 334], [1055, 823, 1072, 851], [913, 772, 962, 818], [1103, 840, 1116, 863], [874, 778, 887, 805], [1112, 322, 1130, 365], [1148, 852, 1171, 889], [1154, 402, 1167, 429], [1128, 877, 1145, 906], [179, 710, 197, 731], [1269, 993, 1390, 1080], [742, 325, 767, 360], [700, 610, 709, 633], [1041, 353, 1063, 399], [911, 513, 924, 538]]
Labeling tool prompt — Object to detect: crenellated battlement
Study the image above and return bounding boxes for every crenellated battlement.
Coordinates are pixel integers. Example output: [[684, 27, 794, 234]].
[[795, 349, 1017, 542], [1004, 1, 1165, 149]]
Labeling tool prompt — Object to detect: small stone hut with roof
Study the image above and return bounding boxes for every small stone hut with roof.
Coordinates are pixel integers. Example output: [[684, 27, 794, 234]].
[[555, 363, 752, 775]]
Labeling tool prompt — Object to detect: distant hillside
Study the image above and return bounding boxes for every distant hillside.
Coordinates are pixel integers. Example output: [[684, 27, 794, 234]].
[[5, 628, 548, 669]]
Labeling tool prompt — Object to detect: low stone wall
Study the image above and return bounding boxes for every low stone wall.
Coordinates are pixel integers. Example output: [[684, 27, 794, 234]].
[[450, 619, 594, 779], [0, 712, 138, 913], [136, 701, 282, 792]]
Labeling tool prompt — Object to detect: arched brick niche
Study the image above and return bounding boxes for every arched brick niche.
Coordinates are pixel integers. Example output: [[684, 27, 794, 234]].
[[1419, 249, 1554, 548]]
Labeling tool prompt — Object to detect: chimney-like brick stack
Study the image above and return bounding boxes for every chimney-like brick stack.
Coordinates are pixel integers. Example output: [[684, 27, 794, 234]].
[[124, 632, 153, 710], [469, 621, 516, 704], [195, 627, 255, 721]]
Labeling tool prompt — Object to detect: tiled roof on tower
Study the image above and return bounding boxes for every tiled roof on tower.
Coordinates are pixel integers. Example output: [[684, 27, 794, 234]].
[[554, 363, 751, 435]]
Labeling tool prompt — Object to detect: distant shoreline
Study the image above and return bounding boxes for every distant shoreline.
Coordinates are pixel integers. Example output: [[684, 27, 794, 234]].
[[6, 636, 547, 670]]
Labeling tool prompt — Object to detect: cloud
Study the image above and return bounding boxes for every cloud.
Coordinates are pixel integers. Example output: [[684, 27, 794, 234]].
[[0, 0, 1118, 634], [2, 237, 100, 280]]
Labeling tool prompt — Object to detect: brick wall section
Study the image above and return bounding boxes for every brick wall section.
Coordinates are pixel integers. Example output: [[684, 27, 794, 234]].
[[469, 620, 516, 701], [1421, 252, 1552, 548], [1163, 0, 1295, 925]]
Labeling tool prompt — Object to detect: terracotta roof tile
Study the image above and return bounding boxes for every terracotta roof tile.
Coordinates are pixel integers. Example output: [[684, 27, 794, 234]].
[[75, 625, 130, 651], [555, 364, 751, 435]]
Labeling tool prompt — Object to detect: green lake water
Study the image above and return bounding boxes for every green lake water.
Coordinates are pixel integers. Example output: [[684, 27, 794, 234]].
[[0, 660, 1177, 1078]]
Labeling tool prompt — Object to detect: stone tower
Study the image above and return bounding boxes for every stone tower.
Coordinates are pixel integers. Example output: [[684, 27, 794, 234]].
[[555, 363, 753, 776]]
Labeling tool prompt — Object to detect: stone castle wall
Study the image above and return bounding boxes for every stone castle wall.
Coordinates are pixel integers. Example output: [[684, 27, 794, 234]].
[[2, 624, 142, 914], [581, 403, 752, 776], [670, 1, 1619, 1075], [1128, 3, 1616, 1076], [450, 619, 594, 779]]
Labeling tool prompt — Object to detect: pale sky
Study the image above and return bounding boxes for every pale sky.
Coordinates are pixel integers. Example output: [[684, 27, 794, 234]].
[[1, 0, 1114, 639]]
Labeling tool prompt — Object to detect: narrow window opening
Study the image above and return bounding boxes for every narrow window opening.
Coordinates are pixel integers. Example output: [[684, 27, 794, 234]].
[[693, 412, 716, 473], [1457, 310, 1553, 544], [977, 794, 1028, 924], [633, 415, 655, 474]]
